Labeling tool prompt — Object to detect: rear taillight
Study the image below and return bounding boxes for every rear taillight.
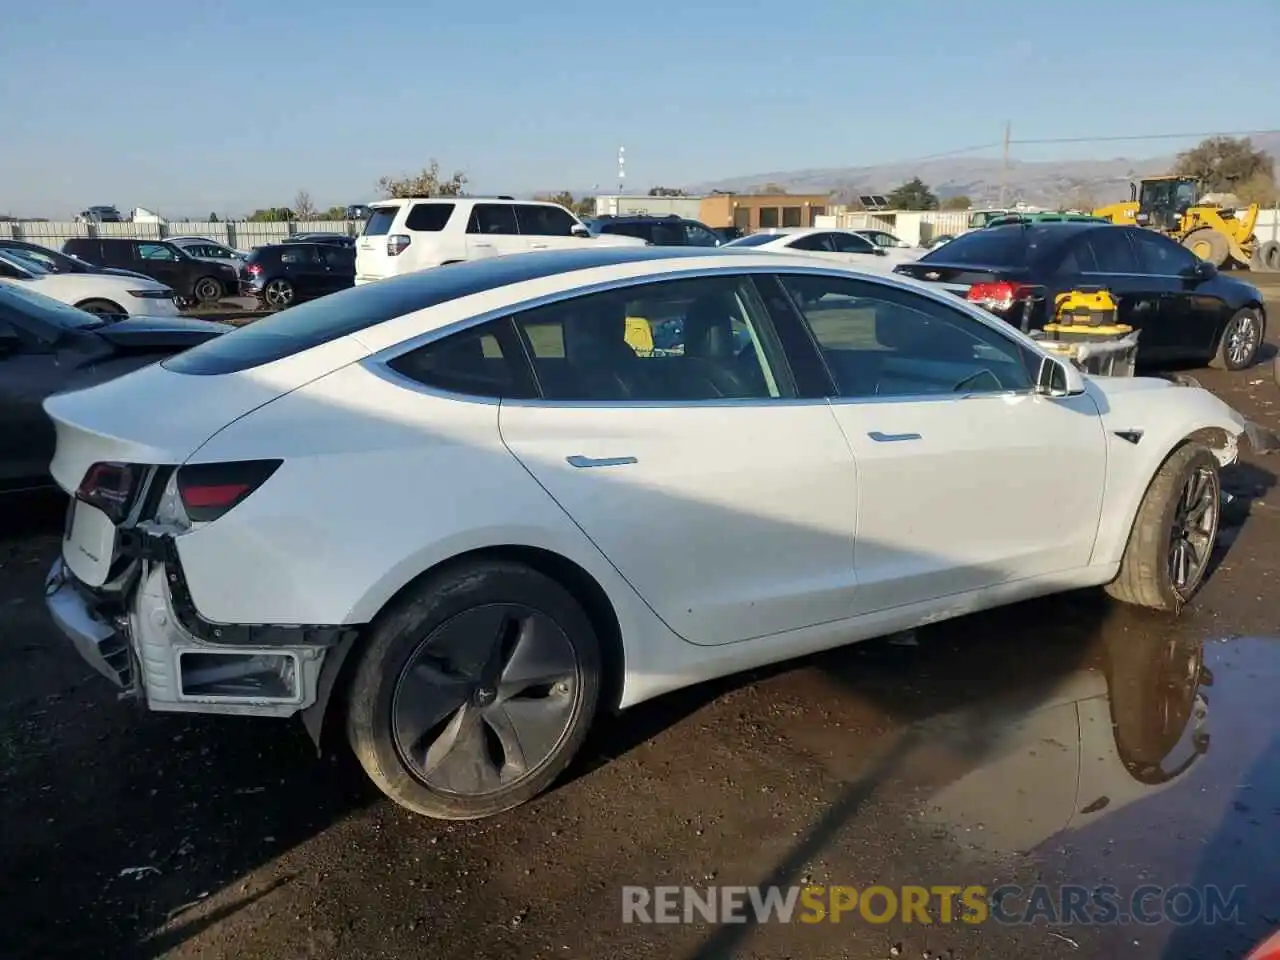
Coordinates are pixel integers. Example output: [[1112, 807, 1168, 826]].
[[77, 462, 141, 524], [176, 460, 282, 523], [387, 234, 411, 256], [246, 263, 262, 276], [967, 281, 1035, 314]]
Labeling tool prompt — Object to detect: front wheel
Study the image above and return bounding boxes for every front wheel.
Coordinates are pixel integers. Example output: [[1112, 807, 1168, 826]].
[[1210, 307, 1264, 371], [74, 298, 126, 316], [345, 560, 601, 820], [193, 276, 224, 304], [1105, 443, 1221, 612]]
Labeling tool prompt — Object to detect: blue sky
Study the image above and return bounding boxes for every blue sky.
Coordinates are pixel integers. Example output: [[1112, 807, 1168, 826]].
[[1, 0, 1275, 218]]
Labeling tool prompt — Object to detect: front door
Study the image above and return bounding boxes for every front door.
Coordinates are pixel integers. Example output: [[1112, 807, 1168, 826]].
[[1074, 228, 1175, 359], [133, 242, 188, 293], [465, 203, 528, 259], [773, 271, 1108, 613], [498, 271, 860, 646], [1126, 228, 1226, 359]]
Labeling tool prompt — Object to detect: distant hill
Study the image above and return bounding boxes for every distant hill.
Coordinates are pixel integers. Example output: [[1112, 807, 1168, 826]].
[[684, 133, 1280, 208]]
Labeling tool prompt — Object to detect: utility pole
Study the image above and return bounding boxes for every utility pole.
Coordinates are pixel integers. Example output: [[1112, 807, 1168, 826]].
[[999, 121, 1011, 208]]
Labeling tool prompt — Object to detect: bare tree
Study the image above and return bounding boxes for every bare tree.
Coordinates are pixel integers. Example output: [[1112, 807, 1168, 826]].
[[376, 159, 468, 199], [293, 189, 317, 220], [1174, 137, 1274, 193]]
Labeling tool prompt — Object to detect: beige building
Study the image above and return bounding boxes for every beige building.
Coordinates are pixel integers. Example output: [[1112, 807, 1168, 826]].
[[698, 193, 830, 232]]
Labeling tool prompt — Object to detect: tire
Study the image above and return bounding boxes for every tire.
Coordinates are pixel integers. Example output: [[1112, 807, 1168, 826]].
[[1104, 443, 1221, 612], [1105, 631, 1204, 773], [1256, 239, 1280, 272], [1210, 306, 1264, 370], [192, 276, 223, 304], [261, 278, 294, 310], [1181, 228, 1229, 267], [74, 298, 126, 316], [345, 560, 601, 820]]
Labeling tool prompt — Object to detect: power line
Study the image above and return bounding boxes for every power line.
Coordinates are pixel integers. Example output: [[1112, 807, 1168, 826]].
[[1012, 128, 1280, 146]]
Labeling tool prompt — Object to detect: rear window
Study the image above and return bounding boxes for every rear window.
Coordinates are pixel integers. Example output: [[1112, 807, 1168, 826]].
[[921, 228, 1034, 267], [725, 234, 778, 248], [362, 207, 400, 237], [404, 203, 455, 232]]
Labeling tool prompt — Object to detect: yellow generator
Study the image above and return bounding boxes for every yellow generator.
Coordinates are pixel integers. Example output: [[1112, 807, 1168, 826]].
[[1093, 175, 1278, 271], [1034, 288, 1140, 378]]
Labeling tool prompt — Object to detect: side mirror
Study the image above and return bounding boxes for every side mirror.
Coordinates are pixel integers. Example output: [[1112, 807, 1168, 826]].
[[873, 247, 887, 256], [570, 224, 590, 238], [1034, 354, 1085, 397], [1184, 260, 1216, 281]]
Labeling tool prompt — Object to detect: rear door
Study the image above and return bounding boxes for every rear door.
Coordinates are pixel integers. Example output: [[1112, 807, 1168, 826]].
[[278, 244, 329, 296], [1075, 228, 1172, 357], [513, 203, 579, 251], [498, 271, 861, 646], [466, 203, 528, 259], [355, 203, 402, 283]]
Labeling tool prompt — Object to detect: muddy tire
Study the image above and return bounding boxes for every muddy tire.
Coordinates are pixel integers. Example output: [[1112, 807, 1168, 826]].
[[74, 298, 126, 316], [1256, 240, 1280, 272], [345, 560, 601, 820], [1105, 443, 1221, 612], [1210, 307, 1264, 370]]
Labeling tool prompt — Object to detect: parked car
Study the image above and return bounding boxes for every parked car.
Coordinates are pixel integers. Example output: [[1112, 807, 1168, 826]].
[[724, 227, 919, 272], [354, 197, 645, 284], [240, 242, 355, 309], [168, 236, 250, 269], [0, 282, 229, 493], [713, 226, 744, 243], [63, 238, 240, 306], [43, 246, 1253, 821], [585, 214, 723, 247], [894, 222, 1267, 369], [0, 238, 156, 283], [285, 233, 355, 248], [0, 250, 179, 316], [76, 205, 124, 223]]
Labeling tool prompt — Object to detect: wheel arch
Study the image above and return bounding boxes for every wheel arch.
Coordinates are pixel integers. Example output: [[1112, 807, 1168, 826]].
[[301, 543, 627, 753], [73, 296, 125, 313]]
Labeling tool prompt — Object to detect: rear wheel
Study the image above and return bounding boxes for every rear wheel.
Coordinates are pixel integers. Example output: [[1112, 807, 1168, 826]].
[[262, 278, 294, 310], [1182, 228, 1229, 268], [193, 276, 223, 304], [345, 560, 601, 820], [1210, 307, 1264, 370], [1104, 443, 1220, 612], [74, 298, 126, 316]]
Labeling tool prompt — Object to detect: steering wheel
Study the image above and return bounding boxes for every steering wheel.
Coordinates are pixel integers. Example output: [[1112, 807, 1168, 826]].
[[952, 369, 1001, 393]]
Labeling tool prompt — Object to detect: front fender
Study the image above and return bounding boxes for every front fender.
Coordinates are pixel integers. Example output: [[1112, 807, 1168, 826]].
[[1088, 376, 1262, 567]]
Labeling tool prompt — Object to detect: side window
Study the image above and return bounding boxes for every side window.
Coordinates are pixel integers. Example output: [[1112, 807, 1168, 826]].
[[789, 233, 835, 252], [1085, 229, 1141, 274], [515, 205, 577, 236], [137, 243, 179, 261], [683, 223, 721, 246], [1129, 230, 1198, 274], [279, 246, 320, 266], [321, 247, 353, 268], [603, 223, 651, 243], [386, 320, 533, 399], [403, 203, 455, 232], [829, 233, 876, 254], [1054, 239, 1098, 276], [467, 204, 519, 235], [777, 273, 1036, 399], [511, 275, 792, 402], [648, 222, 686, 245]]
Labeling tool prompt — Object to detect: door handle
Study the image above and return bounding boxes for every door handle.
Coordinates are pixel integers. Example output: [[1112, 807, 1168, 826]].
[[566, 455, 638, 468], [867, 431, 921, 443], [530, 243, 550, 250]]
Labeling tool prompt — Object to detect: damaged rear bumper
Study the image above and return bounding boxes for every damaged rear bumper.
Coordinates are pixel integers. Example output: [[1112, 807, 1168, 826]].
[[44, 534, 347, 719]]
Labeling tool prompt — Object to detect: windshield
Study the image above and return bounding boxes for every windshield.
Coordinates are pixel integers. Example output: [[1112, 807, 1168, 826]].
[[0, 276, 102, 331], [724, 234, 778, 248], [0, 250, 52, 276]]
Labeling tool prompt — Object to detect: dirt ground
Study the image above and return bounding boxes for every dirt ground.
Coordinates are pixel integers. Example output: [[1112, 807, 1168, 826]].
[[4, 284, 1280, 960]]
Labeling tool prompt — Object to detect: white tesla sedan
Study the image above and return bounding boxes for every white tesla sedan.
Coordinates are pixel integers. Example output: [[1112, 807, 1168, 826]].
[[725, 227, 919, 272], [43, 247, 1251, 820], [0, 250, 179, 316]]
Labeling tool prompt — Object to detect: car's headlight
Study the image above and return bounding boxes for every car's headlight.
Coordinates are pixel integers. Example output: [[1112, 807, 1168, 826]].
[[128, 288, 176, 299]]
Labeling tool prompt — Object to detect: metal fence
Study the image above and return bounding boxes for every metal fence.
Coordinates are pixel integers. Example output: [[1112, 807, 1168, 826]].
[[0, 220, 362, 252]]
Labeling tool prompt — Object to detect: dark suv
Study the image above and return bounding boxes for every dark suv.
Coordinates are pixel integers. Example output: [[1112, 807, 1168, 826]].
[[240, 242, 355, 309], [585, 214, 723, 247], [63, 238, 239, 305]]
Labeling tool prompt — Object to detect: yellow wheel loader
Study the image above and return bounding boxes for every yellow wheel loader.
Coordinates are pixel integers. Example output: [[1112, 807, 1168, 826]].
[[1093, 175, 1279, 271]]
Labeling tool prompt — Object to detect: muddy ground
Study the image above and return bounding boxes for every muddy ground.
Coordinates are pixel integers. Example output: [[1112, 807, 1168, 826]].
[[3, 292, 1280, 960]]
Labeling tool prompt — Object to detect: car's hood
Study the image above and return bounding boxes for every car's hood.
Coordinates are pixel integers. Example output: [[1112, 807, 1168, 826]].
[[91, 314, 233, 349]]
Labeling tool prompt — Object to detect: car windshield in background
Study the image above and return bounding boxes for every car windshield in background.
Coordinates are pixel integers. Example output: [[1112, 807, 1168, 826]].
[[0, 278, 103, 331], [725, 234, 779, 248], [0, 250, 52, 276], [921, 227, 1046, 267], [362, 208, 399, 236]]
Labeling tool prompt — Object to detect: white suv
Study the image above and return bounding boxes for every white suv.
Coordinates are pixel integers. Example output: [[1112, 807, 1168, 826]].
[[354, 197, 645, 284]]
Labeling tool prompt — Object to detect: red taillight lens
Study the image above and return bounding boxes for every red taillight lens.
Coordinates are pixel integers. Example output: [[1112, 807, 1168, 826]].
[[246, 263, 262, 276], [176, 459, 282, 523], [387, 234, 411, 256], [967, 281, 1034, 313], [77, 462, 140, 523]]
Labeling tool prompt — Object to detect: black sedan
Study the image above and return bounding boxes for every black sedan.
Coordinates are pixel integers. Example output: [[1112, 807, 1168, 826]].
[[894, 223, 1267, 370], [0, 239, 156, 284], [0, 282, 231, 493]]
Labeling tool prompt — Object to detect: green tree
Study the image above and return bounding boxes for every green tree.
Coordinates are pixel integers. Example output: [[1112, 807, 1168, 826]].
[[377, 159, 468, 199], [246, 207, 295, 222], [939, 195, 971, 211], [1174, 136, 1275, 194], [887, 178, 939, 211], [321, 205, 350, 220], [648, 186, 687, 197]]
